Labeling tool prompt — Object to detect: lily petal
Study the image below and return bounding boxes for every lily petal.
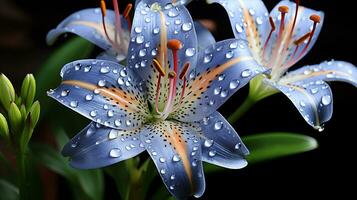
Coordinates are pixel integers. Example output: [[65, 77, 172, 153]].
[[266, 1, 324, 68], [270, 80, 333, 129], [194, 21, 216, 51], [62, 122, 144, 169], [47, 59, 149, 130], [208, 0, 269, 63], [171, 39, 266, 122], [140, 121, 205, 199], [281, 60, 357, 87], [198, 111, 248, 169], [127, 2, 198, 104], [135, 0, 192, 7], [47, 8, 129, 56]]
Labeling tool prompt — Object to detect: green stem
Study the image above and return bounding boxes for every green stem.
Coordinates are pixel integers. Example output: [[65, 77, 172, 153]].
[[228, 95, 257, 123], [17, 149, 30, 200]]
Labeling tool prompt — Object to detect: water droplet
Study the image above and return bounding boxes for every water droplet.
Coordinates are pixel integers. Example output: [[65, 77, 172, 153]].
[[139, 49, 146, 57], [70, 101, 78, 108], [300, 101, 306, 107], [109, 148, 121, 158], [235, 143, 242, 149], [169, 186, 174, 190], [85, 94, 93, 101], [326, 73, 335, 78], [71, 142, 78, 148], [218, 74, 225, 81], [209, 100, 215, 106], [256, 16, 263, 25], [108, 130, 118, 139], [98, 80, 106, 87], [159, 157, 166, 163], [185, 48, 195, 57], [145, 17, 151, 23], [172, 155, 180, 162], [229, 41, 238, 49], [192, 161, 197, 167], [204, 139, 213, 148], [220, 90, 228, 98], [136, 35, 144, 44], [249, 8, 255, 15], [241, 69, 252, 78], [214, 87, 221, 95], [225, 51, 234, 59], [94, 89, 100, 94], [317, 125, 325, 132], [90, 110, 97, 117], [126, 120, 132, 126], [321, 95, 331, 106], [204, 54, 213, 63], [214, 121, 223, 130], [310, 87, 319, 94], [115, 120, 121, 127], [168, 10, 178, 17], [86, 127, 95, 137], [203, 117, 209, 125], [61, 90, 69, 97], [145, 139, 151, 143], [235, 24, 243, 33], [153, 27, 160, 34], [175, 19, 181, 25], [229, 80, 240, 89], [107, 110, 114, 117], [208, 150, 216, 157], [193, 146, 199, 151], [170, 175, 175, 180], [160, 169, 166, 174], [182, 22, 192, 31], [118, 77, 125, 85], [151, 48, 158, 56], [134, 26, 142, 33], [84, 65, 92, 72], [100, 66, 110, 74], [120, 69, 128, 77]]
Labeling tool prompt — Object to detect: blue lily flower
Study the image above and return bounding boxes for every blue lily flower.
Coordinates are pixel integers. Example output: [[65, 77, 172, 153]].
[[209, 0, 357, 130], [47, 0, 134, 61], [48, 1, 266, 198]]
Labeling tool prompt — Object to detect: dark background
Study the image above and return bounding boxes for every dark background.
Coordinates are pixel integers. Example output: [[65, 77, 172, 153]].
[[1, 0, 356, 199]]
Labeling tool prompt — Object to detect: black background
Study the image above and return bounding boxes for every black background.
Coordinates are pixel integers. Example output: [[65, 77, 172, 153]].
[[0, 0, 356, 199]]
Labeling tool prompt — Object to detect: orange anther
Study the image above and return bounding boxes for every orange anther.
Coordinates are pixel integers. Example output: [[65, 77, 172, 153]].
[[310, 14, 321, 23], [100, 0, 107, 16], [278, 6, 289, 13], [179, 63, 190, 80], [167, 39, 183, 50]]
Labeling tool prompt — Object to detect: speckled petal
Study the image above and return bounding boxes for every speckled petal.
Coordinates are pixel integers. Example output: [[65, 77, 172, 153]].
[[171, 39, 266, 122], [208, 0, 269, 64], [140, 121, 205, 199], [62, 122, 145, 169], [281, 60, 357, 87], [271, 80, 333, 129], [47, 8, 129, 59], [47, 59, 149, 130], [198, 111, 248, 169]]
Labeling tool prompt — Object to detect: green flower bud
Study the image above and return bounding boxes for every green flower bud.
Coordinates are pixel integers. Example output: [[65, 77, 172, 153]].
[[0, 74, 16, 110], [20, 74, 36, 110], [20, 104, 27, 122], [0, 113, 9, 139], [29, 101, 40, 128], [8, 102, 22, 134]]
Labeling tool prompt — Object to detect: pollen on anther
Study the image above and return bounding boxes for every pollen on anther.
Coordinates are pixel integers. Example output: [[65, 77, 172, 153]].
[[310, 14, 321, 23], [153, 59, 165, 76], [168, 71, 177, 78], [278, 6, 289, 13], [167, 39, 183, 50], [100, 0, 107, 16]]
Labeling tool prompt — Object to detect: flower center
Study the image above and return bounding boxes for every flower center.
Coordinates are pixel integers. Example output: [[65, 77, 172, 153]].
[[260, 0, 321, 81]]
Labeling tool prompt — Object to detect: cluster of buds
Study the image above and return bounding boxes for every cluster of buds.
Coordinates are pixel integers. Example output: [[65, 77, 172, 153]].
[[0, 74, 40, 151]]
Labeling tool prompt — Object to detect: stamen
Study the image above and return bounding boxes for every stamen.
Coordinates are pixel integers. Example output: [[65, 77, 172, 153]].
[[123, 3, 133, 30], [168, 71, 177, 79], [284, 32, 311, 67], [278, 6, 289, 39], [262, 16, 276, 62], [100, 0, 114, 45], [155, 75, 162, 113], [289, 0, 300, 38], [167, 39, 183, 74], [179, 62, 190, 80], [112, 0, 122, 44], [296, 14, 321, 59], [294, 32, 311, 46], [153, 59, 166, 77]]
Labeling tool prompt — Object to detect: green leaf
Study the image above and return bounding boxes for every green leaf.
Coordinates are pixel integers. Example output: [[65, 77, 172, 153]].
[[36, 37, 94, 118], [244, 132, 318, 164], [31, 127, 103, 200], [0, 179, 19, 200], [205, 132, 318, 173]]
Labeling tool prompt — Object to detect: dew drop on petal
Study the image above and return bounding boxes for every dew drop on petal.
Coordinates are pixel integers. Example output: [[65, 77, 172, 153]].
[[229, 80, 240, 89], [70, 101, 78, 108], [208, 150, 216, 157], [61, 90, 69, 97], [321, 95, 332, 106], [109, 148, 121, 158], [134, 26, 142, 33], [182, 22, 192, 31], [225, 51, 234, 59], [214, 87, 221, 95], [241, 69, 252, 78], [172, 155, 180, 162], [108, 130, 118, 139], [214, 121, 223, 130], [159, 157, 166, 163], [85, 94, 93, 101], [136, 35, 144, 44], [235, 143, 242, 150], [100, 66, 110, 74], [107, 110, 114, 117], [185, 48, 195, 57], [235, 24, 243, 33], [256, 16, 263, 25], [98, 80, 106, 87], [204, 139, 213, 147], [160, 169, 166, 174], [204, 54, 213, 63], [90, 110, 97, 117], [114, 120, 121, 127]]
